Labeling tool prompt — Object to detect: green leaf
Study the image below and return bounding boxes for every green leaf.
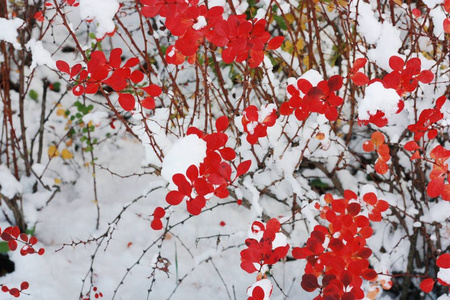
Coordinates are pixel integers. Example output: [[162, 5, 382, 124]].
[[0, 242, 10, 253], [29, 89, 39, 101], [50, 82, 61, 92], [310, 179, 329, 189], [89, 32, 96, 40], [274, 15, 287, 30]]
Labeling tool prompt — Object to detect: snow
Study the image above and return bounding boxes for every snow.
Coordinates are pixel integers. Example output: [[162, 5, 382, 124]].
[[357, 82, 401, 121], [161, 134, 207, 186], [351, 1, 382, 44], [0, 1, 448, 299], [82, 111, 109, 126], [25, 39, 56, 70], [367, 22, 402, 71], [79, 0, 120, 39], [438, 268, 450, 285], [0, 165, 23, 199], [192, 16, 207, 30], [429, 7, 447, 40], [422, 0, 444, 8], [0, 17, 24, 50]]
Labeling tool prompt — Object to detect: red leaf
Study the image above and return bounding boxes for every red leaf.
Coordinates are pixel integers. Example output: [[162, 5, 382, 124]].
[[8, 240, 17, 251], [215, 116, 229, 132], [151, 219, 163, 230], [20, 282, 29, 290], [436, 95, 447, 109], [351, 72, 369, 86], [427, 177, 444, 198], [347, 203, 361, 216], [420, 278, 435, 293], [130, 70, 144, 83], [442, 184, 450, 201], [362, 140, 374, 152], [141, 97, 155, 110], [340, 270, 353, 286], [236, 160, 251, 177], [404, 141, 420, 151], [363, 193, 377, 205], [153, 207, 165, 218], [411, 150, 421, 160], [143, 84, 162, 97], [328, 75, 343, 91], [19, 233, 28, 243], [56, 60, 70, 73], [417, 70, 434, 83], [240, 261, 258, 273], [219, 147, 236, 161], [70, 64, 82, 78], [389, 56, 404, 72], [9, 288, 20, 297], [444, 18, 450, 33], [266, 36, 284, 50], [123, 57, 140, 68], [104, 74, 127, 91], [166, 191, 185, 205], [361, 268, 378, 280], [109, 48, 122, 68], [301, 274, 319, 292], [118, 93, 135, 111], [186, 165, 198, 182], [437, 253, 450, 268], [222, 47, 236, 64], [353, 58, 367, 70], [406, 58, 421, 75], [292, 247, 314, 259]]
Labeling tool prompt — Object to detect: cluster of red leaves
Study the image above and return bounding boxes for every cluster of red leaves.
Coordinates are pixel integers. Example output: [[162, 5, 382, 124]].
[[242, 104, 277, 144], [1, 282, 29, 298], [56, 49, 162, 111], [165, 117, 251, 215], [240, 219, 290, 274], [420, 253, 450, 293], [0, 226, 44, 298], [0, 226, 45, 256], [281, 75, 344, 121], [443, 0, 450, 33], [427, 145, 450, 200], [140, 0, 283, 67], [362, 131, 390, 175], [384, 56, 434, 97], [404, 138, 450, 200], [358, 56, 434, 127], [81, 286, 103, 300], [240, 219, 288, 300], [407, 95, 446, 141], [349, 58, 369, 86], [293, 190, 388, 299], [150, 207, 166, 230]]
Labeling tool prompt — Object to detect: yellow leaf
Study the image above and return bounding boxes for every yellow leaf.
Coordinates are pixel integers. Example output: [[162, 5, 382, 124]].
[[54, 178, 62, 184], [337, 0, 348, 6], [61, 149, 73, 159], [296, 38, 305, 51], [285, 13, 295, 24], [392, 0, 402, 6], [283, 40, 293, 53], [56, 108, 66, 116], [48, 145, 59, 158]]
